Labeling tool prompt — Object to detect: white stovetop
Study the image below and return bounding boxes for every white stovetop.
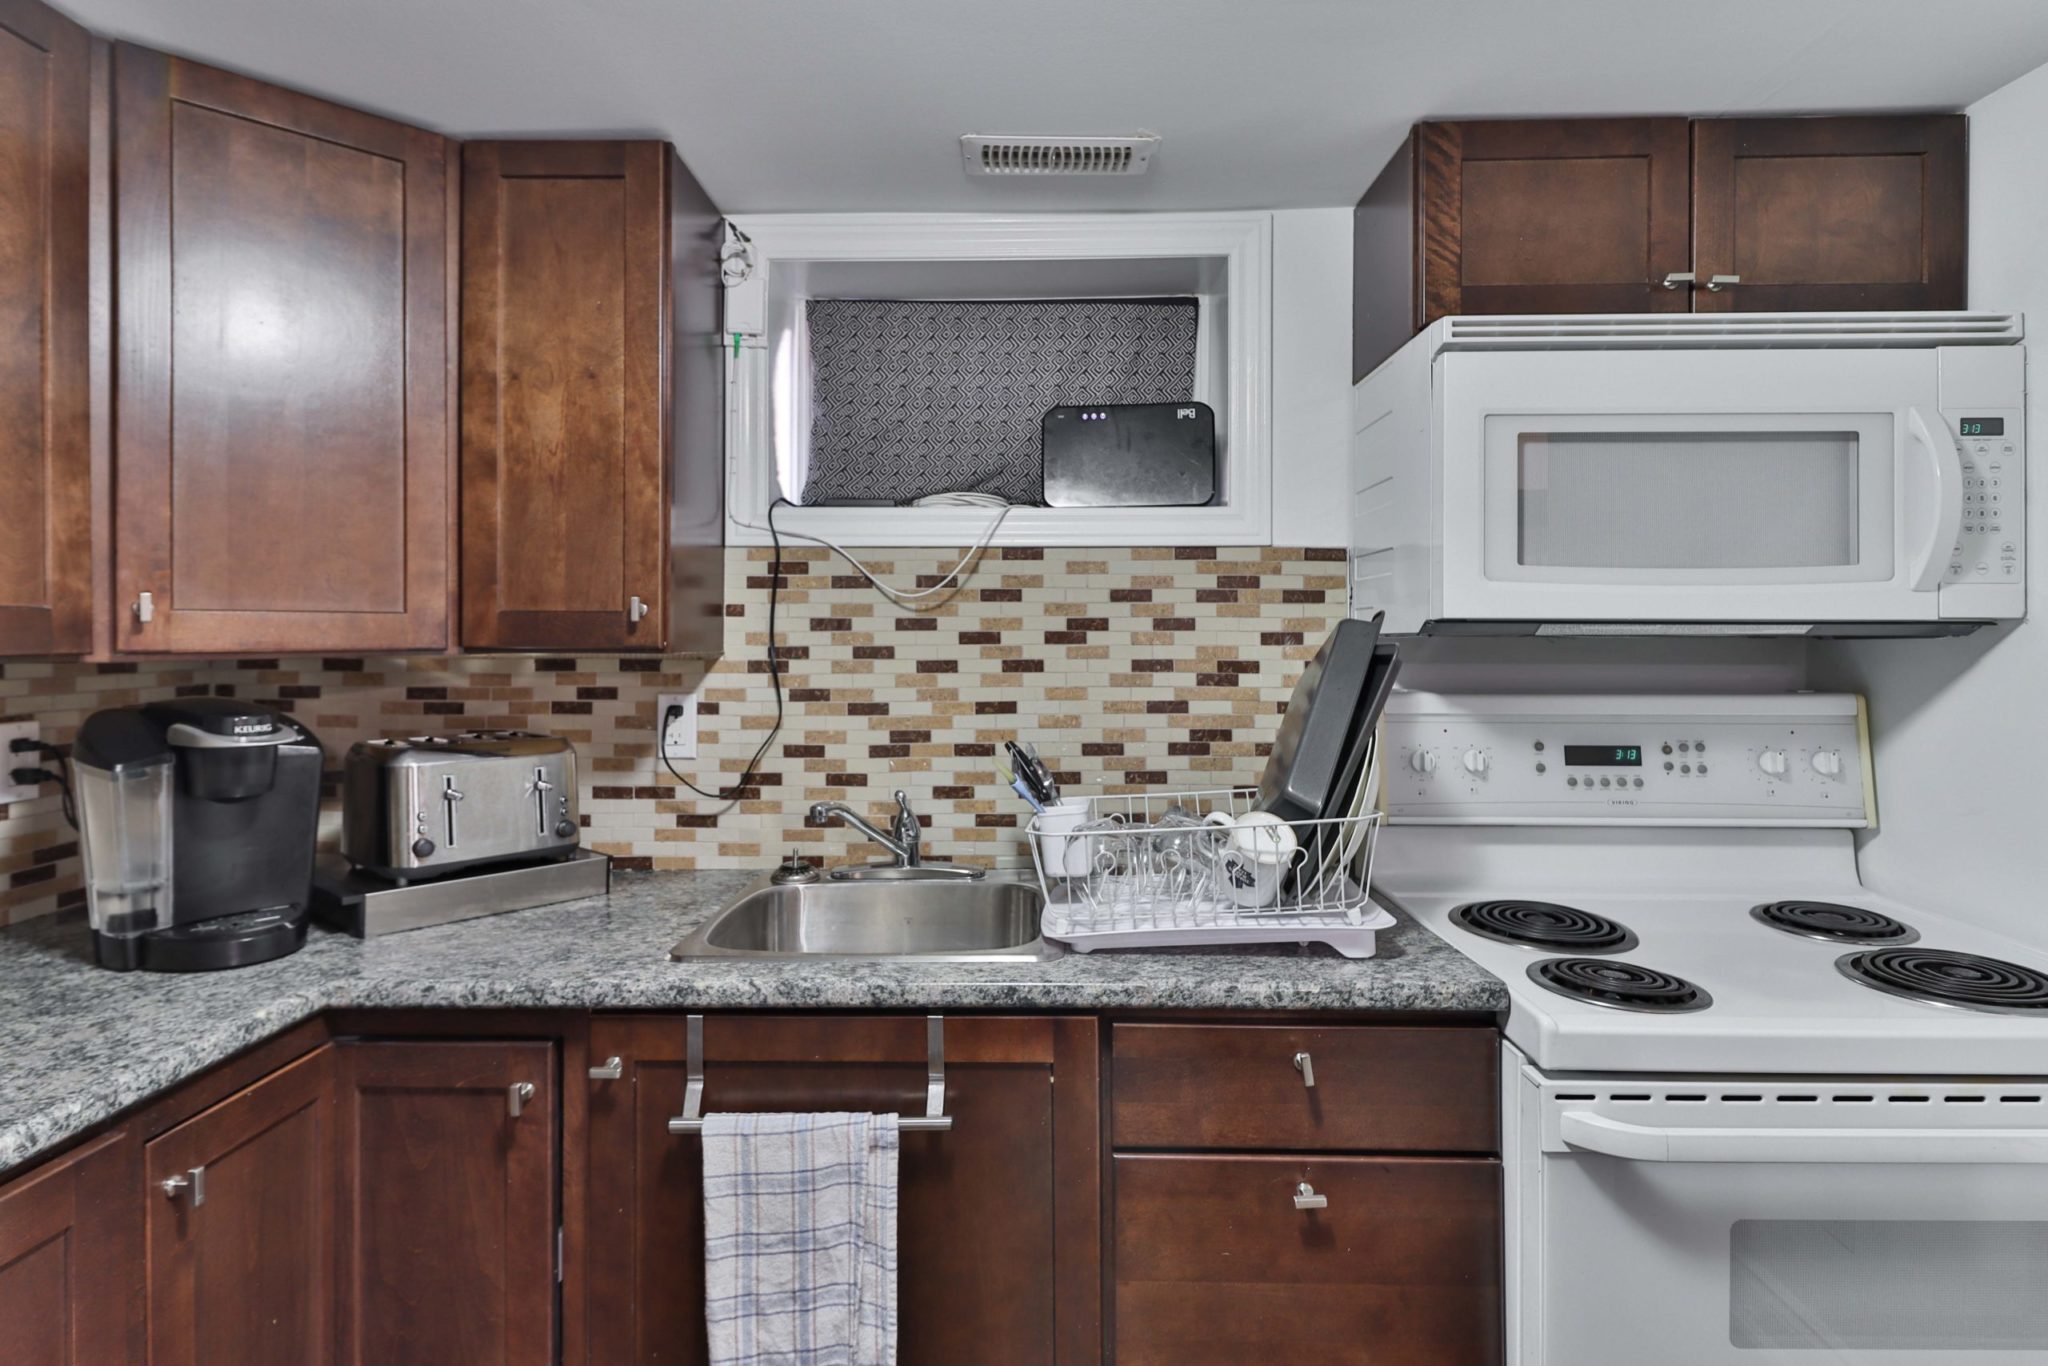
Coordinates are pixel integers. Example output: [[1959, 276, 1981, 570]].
[[1374, 826, 2048, 1076]]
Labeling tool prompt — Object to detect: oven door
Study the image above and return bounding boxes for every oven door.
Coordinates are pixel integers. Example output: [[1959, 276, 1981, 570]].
[[1509, 1056, 2048, 1364], [1439, 348, 1957, 625]]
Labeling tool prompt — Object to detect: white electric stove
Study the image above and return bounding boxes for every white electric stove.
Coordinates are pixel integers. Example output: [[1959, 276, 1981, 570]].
[[1374, 694, 2048, 1366]]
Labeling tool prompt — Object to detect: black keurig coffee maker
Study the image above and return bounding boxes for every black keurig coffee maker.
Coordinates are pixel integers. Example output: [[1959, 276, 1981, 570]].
[[72, 700, 323, 971]]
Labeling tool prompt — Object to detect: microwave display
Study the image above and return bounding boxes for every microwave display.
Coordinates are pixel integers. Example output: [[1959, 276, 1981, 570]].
[[1564, 745, 1642, 767], [1960, 418, 2005, 436]]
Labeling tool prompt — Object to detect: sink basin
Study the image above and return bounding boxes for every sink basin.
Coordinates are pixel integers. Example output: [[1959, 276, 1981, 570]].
[[670, 875, 1060, 961]]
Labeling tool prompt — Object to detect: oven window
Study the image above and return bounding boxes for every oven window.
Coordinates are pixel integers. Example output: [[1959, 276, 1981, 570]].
[[1518, 431, 1859, 569], [1731, 1220, 2048, 1349]]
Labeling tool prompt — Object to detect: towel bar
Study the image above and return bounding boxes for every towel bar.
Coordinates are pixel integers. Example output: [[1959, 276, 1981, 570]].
[[666, 1013, 954, 1134]]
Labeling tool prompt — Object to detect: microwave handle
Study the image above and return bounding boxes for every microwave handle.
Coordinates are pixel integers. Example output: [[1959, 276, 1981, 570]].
[[1905, 407, 1963, 592], [1558, 1110, 2048, 1164]]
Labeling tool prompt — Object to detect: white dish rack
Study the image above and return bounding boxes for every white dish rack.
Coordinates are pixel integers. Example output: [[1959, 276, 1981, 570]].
[[1025, 784, 1391, 958]]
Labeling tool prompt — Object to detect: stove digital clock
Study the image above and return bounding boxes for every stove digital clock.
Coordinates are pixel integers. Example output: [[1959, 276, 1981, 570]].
[[1564, 745, 1643, 767]]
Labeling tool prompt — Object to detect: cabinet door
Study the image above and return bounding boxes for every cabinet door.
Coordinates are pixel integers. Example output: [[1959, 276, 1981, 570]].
[[1692, 115, 1966, 314], [460, 141, 670, 652], [146, 1045, 337, 1366], [112, 46, 451, 653], [0, 1131, 139, 1364], [584, 1014, 1099, 1365], [335, 1040, 555, 1366], [0, 0, 90, 656], [1113, 1153, 1502, 1365], [1417, 119, 1691, 322]]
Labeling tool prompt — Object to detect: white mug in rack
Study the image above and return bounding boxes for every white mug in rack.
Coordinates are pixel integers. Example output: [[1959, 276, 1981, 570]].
[[1201, 809, 1300, 862], [1218, 842, 1307, 909]]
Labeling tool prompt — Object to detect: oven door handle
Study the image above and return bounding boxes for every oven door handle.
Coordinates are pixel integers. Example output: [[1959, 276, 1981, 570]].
[[1905, 406, 1963, 593], [1558, 1110, 2048, 1164]]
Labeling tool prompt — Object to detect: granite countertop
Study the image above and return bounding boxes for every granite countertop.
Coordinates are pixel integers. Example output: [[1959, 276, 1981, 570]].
[[0, 869, 1501, 1176]]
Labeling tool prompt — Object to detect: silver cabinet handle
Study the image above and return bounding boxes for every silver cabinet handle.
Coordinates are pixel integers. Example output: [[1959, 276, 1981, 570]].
[[1293, 1181, 1328, 1211], [628, 594, 651, 623], [1292, 1051, 1316, 1088], [508, 1081, 536, 1117], [134, 591, 155, 624], [162, 1165, 206, 1206], [1659, 271, 1696, 290], [589, 1056, 623, 1081], [1704, 274, 1741, 291]]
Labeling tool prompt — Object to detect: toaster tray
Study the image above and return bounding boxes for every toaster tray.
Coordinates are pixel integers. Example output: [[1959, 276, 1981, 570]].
[[311, 849, 610, 937]]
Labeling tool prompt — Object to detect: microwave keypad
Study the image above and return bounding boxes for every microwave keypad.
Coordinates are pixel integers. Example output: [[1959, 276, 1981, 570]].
[[1954, 434, 2020, 583]]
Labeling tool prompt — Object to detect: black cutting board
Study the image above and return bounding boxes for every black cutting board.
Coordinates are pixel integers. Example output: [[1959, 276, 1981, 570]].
[[1257, 615, 1383, 824]]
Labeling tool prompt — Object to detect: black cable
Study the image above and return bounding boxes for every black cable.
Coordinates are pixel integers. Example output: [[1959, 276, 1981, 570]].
[[8, 740, 75, 830], [662, 497, 789, 815]]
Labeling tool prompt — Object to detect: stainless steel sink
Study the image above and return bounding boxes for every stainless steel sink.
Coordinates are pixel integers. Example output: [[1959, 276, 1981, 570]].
[[670, 875, 1059, 961]]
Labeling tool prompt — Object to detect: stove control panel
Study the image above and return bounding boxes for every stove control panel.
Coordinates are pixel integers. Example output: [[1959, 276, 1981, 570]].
[[1382, 693, 1872, 826]]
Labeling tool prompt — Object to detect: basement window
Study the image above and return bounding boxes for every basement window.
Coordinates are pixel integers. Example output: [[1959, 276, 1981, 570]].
[[722, 213, 1273, 548]]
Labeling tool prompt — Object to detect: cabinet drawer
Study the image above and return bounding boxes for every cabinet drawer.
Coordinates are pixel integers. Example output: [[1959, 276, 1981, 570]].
[[1113, 1153, 1502, 1365], [1111, 1023, 1495, 1152]]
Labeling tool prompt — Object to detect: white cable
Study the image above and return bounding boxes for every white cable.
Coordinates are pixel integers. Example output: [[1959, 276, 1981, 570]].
[[768, 497, 1016, 607]]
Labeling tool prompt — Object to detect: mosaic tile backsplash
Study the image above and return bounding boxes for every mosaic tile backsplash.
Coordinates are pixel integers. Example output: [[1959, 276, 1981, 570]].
[[0, 545, 1345, 926]]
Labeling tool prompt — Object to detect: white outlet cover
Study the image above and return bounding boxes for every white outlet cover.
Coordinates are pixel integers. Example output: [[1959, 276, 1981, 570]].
[[657, 692, 699, 761], [0, 721, 40, 805]]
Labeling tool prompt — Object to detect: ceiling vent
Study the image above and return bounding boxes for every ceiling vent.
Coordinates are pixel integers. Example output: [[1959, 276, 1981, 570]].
[[960, 134, 1158, 177]]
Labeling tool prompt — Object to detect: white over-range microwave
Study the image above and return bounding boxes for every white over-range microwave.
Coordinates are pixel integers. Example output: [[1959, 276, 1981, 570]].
[[1350, 313, 2026, 636]]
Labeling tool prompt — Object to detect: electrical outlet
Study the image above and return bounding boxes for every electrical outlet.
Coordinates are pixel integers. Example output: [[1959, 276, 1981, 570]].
[[0, 721, 41, 805], [657, 692, 698, 761]]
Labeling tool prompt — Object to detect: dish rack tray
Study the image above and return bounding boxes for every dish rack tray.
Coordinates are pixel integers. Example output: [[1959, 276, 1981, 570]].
[[1026, 786, 1391, 959]]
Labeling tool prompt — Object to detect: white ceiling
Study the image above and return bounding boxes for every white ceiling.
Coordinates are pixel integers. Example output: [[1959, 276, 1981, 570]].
[[59, 0, 2048, 212]]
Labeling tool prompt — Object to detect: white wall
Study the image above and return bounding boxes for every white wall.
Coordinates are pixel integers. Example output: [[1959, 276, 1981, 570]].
[[1812, 60, 2048, 946], [1268, 208, 1353, 547]]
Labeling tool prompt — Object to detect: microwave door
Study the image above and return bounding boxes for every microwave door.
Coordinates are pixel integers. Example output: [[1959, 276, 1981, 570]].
[[1437, 349, 1952, 627]]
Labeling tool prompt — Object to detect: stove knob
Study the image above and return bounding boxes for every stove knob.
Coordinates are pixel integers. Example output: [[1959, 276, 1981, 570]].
[[1408, 749, 1437, 775], [1461, 748, 1489, 775], [1811, 749, 1844, 777], [1757, 749, 1789, 777]]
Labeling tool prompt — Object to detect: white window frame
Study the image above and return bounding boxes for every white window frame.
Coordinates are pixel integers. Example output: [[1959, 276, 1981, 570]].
[[721, 212, 1273, 547]]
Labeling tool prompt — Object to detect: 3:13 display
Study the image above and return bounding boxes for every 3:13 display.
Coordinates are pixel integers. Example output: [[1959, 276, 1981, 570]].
[[1563, 745, 1642, 767]]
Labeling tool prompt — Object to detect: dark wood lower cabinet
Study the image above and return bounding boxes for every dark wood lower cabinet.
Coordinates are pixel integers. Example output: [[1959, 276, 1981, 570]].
[[1112, 1153, 1503, 1365], [145, 1044, 338, 1366], [335, 1040, 557, 1366], [584, 1014, 1101, 1365], [0, 1130, 138, 1363]]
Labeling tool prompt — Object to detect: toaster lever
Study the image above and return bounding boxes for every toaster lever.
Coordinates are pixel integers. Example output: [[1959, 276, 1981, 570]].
[[531, 767, 556, 839], [442, 774, 465, 849]]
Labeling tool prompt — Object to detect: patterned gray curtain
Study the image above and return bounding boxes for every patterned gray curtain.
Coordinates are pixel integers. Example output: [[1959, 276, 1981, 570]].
[[801, 298, 1199, 505]]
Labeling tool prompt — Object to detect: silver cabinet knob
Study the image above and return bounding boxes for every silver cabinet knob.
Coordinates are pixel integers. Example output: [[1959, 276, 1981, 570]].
[[134, 590, 156, 623], [508, 1081, 536, 1117], [1293, 1181, 1328, 1211], [589, 1056, 624, 1081], [1292, 1051, 1316, 1088], [628, 594, 651, 623], [1704, 274, 1741, 291], [162, 1165, 206, 1206], [1660, 271, 1696, 290]]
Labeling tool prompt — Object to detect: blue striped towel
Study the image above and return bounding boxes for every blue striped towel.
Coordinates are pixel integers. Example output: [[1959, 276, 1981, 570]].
[[702, 1112, 900, 1366]]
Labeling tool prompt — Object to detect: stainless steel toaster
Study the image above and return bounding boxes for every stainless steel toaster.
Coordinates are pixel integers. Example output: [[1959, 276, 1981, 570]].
[[340, 731, 579, 881]]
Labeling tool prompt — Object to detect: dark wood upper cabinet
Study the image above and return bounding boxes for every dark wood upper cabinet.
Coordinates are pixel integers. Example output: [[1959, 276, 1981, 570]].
[[460, 140, 726, 653], [334, 1041, 555, 1366], [0, 1130, 140, 1363], [0, 0, 91, 656], [1354, 114, 1968, 379], [1692, 115, 1966, 313], [583, 1014, 1099, 1365], [112, 45, 452, 653], [145, 1045, 338, 1366]]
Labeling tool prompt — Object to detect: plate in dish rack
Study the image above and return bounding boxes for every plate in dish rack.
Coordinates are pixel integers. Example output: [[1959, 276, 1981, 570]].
[[1041, 898, 1397, 959]]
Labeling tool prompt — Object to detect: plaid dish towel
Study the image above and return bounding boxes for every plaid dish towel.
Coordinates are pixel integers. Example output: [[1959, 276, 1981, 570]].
[[702, 1112, 900, 1366]]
